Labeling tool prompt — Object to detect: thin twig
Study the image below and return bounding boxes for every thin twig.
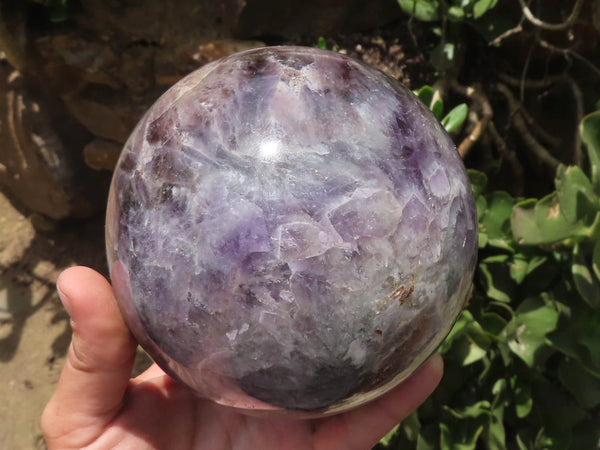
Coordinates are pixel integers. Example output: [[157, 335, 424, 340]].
[[519, 107, 562, 150], [517, 0, 584, 31], [498, 72, 560, 90], [450, 80, 493, 158], [538, 39, 600, 77], [499, 72, 585, 163], [489, 20, 524, 47], [520, 41, 536, 102], [499, 72, 563, 149], [496, 83, 561, 171]]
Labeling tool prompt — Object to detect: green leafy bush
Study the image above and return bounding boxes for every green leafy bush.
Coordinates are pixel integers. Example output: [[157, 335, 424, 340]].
[[398, 0, 502, 70], [413, 85, 468, 133], [398, 0, 498, 23], [377, 112, 600, 449]]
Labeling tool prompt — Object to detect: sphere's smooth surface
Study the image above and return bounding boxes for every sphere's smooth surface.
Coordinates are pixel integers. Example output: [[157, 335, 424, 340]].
[[106, 46, 477, 416]]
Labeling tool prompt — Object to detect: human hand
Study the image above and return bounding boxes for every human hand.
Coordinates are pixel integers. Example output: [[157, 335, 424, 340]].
[[42, 266, 443, 450]]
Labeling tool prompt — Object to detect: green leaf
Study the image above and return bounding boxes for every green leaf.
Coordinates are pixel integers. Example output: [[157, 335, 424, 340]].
[[414, 85, 435, 108], [480, 191, 516, 249], [440, 310, 471, 345], [454, 335, 488, 366], [445, 401, 491, 420], [506, 297, 559, 367], [468, 169, 487, 198], [572, 243, 600, 309], [481, 191, 514, 237], [509, 255, 529, 284], [580, 110, 600, 193], [483, 413, 506, 450], [440, 310, 490, 352], [526, 428, 570, 450], [441, 103, 468, 133], [377, 411, 422, 448], [525, 254, 549, 275], [416, 424, 438, 450], [511, 193, 588, 245], [548, 301, 600, 377], [593, 239, 600, 280], [534, 428, 571, 450], [401, 412, 421, 442], [506, 253, 547, 286], [481, 312, 508, 338], [515, 429, 533, 450], [476, 194, 487, 222], [523, 255, 559, 294], [398, 0, 440, 22], [475, 195, 488, 237], [317, 36, 327, 50], [431, 98, 444, 120], [555, 164, 598, 225], [530, 376, 587, 435], [478, 255, 515, 303], [431, 41, 457, 71], [510, 377, 533, 418], [558, 358, 600, 409], [473, 0, 498, 19], [440, 421, 483, 450], [378, 424, 400, 446], [441, 402, 505, 450], [478, 230, 488, 248], [447, 6, 465, 21]]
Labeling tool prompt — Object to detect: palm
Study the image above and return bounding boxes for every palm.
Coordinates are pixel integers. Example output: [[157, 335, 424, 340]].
[[98, 367, 318, 449], [42, 267, 442, 450]]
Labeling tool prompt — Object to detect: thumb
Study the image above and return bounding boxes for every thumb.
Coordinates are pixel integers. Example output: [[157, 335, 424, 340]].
[[42, 266, 137, 447]]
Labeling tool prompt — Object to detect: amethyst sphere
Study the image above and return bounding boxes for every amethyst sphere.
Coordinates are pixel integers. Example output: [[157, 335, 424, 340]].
[[106, 46, 477, 416]]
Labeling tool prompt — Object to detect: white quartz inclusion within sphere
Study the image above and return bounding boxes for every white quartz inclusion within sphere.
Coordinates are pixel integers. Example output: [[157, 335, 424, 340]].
[[106, 46, 477, 417]]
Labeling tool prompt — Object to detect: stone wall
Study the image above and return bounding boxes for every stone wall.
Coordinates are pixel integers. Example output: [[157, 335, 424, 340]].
[[0, 0, 400, 218]]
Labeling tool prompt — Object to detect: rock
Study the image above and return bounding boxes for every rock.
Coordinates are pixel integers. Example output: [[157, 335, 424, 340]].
[[119, 46, 156, 96], [107, 47, 477, 415], [63, 91, 136, 143], [190, 39, 266, 66], [235, 0, 401, 37], [83, 139, 122, 171], [75, 0, 245, 48], [0, 63, 109, 219], [0, 192, 34, 269], [42, 34, 121, 89]]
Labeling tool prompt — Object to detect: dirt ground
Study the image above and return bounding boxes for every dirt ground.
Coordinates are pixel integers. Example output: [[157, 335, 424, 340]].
[[0, 190, 136, 449]]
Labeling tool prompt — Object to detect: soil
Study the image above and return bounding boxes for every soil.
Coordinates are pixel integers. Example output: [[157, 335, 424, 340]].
[[0, 192, 154, 449], [0, 190, 98, 448]]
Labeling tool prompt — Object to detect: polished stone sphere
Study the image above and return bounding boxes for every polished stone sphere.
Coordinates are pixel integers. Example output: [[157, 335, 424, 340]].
[[106, 46, 477, 417]]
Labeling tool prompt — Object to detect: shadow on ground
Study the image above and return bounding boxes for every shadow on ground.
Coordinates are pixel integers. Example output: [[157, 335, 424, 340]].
[[0, 192, 109, 448]]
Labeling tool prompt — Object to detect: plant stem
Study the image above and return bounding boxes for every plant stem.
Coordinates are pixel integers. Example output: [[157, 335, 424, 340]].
[[517, 0, 584, 31]]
